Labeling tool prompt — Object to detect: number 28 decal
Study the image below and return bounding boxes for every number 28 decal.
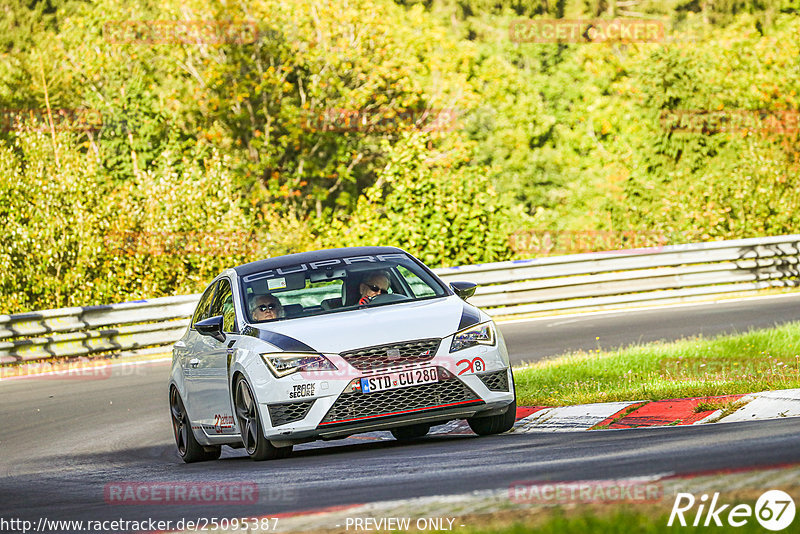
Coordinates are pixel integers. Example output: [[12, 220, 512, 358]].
[[456, 357, 485, 375]]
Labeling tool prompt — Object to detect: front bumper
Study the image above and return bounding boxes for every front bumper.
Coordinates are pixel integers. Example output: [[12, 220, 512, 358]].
[[264, 368, 514, 446], [249, 330, 514, 446]]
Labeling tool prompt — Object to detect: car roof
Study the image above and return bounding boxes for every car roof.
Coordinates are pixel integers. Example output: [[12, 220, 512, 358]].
[[233, 246, 408, 277]]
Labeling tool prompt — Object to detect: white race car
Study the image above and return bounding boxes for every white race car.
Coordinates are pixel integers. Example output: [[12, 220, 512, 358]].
[[168, 247, 516, 462]]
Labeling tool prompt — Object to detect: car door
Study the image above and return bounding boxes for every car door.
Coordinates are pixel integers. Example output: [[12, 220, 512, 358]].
[[180, 281, 217, 410], [184, 278, 240, 436]]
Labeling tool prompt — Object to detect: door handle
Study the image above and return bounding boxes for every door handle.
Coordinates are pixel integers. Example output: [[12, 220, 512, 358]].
[[189, 358, 200, 368]]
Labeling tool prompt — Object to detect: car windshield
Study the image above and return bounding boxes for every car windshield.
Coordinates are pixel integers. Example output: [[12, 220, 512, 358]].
[[240, 252, 448, 323]]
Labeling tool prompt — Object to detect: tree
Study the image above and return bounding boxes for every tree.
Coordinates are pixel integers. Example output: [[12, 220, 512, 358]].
[[320, 132, 522, 266]]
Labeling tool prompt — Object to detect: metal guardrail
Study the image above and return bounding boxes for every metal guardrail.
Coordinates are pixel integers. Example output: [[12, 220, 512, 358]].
[[435, 234, 800, 315], [0, 295, 199, 364], [1, 235, 799, 364]]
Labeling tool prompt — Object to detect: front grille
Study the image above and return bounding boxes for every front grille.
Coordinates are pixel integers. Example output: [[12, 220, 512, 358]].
[[320, 375, 482, 425], [268, 400, 315, 427], [477, 370, 509, 391], [340, 338, 441, 372]]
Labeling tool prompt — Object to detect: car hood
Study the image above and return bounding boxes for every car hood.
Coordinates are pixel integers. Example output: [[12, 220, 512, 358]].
[[246, 296, 484, 354]]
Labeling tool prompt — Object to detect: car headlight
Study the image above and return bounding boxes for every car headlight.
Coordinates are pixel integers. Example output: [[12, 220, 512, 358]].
[[260, 353, 338, 378], [449, 322, 496, 353]]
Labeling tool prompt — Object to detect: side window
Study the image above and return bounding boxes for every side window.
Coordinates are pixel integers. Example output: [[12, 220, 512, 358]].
[[192, 282, 217, 327], [397, 265, 436, 298], [209, 278, 237, 333]]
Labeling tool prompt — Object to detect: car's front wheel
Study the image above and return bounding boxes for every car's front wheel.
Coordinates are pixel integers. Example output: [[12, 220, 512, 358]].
[[234, 376, 293, 461], [170, 387, 221, 463], [390, 423, 430, 441], [467, 398, 516, 436]]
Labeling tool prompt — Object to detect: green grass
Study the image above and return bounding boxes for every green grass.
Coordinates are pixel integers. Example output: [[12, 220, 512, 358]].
[[513, 322, 800, 406], [455, 507, 775, 534], [591, 402, 647, 430], [692, 399, 747, 415]]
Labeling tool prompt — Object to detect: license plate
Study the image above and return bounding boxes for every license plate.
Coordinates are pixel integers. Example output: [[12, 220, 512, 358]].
[[360, 366, 438, 394]]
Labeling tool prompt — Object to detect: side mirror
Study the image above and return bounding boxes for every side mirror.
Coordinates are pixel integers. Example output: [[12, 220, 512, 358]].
[[195, 315, 226, 343], [450, 281, 477, 301]]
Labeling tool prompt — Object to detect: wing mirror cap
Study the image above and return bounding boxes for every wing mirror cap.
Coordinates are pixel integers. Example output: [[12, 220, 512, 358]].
[[195, 315, 226, 342], [450, 281, 477, 300]]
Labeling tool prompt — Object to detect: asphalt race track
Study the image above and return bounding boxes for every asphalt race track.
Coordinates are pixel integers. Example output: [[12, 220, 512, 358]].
[[2, 294, 800, 532], [501, 293, 800, 363]]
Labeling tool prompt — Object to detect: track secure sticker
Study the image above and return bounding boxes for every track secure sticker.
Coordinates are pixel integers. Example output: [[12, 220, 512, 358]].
[[289, 383, 315, 399]]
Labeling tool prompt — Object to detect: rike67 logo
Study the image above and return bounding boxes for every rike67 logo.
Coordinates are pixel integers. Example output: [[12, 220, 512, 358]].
[[668, 490, 795, 531]]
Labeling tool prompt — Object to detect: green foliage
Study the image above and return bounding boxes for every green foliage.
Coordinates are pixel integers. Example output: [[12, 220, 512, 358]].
[[0, 0, 73, 53], [0, 129, 265, 312], [0, 131, 111, 311], [180, 0, 480, 216], [319, 133, 521, 266], [603, 15, 800, 241], [460, 506, 778, 533], [0, 0, 797, 313], [395, 0, 566, 18]]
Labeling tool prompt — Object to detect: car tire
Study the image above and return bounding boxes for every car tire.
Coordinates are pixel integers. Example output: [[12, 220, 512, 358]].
[[170, 387, 221, 463], [390, 423, 431, 441], [274, 445, 293, 459], [234, 376, 291, 461], [467, 398, 516, 436]]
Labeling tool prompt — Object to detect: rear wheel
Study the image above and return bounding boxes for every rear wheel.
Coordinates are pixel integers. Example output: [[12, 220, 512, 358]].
[[467, 398, 516, 436], [170, 387, 221, 463], [234, 376, 292, 461], [390, 423, 430, 441]]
